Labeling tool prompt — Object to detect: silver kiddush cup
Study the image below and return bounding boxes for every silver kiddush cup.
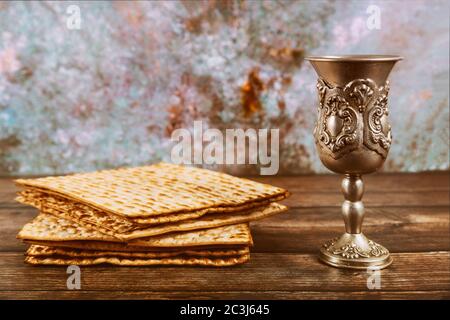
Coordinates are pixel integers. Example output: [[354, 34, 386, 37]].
[[305, 55, 402, 270]]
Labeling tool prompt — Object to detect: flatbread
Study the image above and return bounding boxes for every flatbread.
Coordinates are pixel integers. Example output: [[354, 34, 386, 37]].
[[24, 240, 249, 252], [31, 202, 286, 240], [17, 189, 286, 231], [126, 203, 287, 240], [17, 213, 253, 247], [15, 162, 288, 218], [25, 254, 250, 266], [27, 245, 250, 258]]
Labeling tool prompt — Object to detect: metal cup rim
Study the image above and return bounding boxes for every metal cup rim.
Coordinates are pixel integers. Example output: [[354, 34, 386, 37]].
[[305, 55, 403, 62]]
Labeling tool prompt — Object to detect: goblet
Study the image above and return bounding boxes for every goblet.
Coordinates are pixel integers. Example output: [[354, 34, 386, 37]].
[[305, 55, 402, 270]]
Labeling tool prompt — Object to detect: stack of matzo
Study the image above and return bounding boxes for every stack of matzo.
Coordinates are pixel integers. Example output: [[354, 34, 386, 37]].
[[15, 163, 288, 266]]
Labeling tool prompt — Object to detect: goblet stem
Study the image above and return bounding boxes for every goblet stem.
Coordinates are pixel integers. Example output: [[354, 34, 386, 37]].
[[341, 174, 364, 234], [318, 174, 393, 270]]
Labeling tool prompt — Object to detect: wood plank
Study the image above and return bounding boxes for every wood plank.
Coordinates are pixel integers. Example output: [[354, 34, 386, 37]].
[[251, 206, 450, 253], [2, 206, 448, 253], [1, 173, 448, 208], [0, 208, 35, 252], [3, 171, 448, 193], [253, 171, 449, 192], [255, 206, 450, 228], [281, 191, 449, 208], [0, 290, 448, 300], [1, 187, 448, 212], [5, 190, 446, 208], [1, 173, 448, 299], [251, 224, 450, 253], [2, 206, 449, 254], [0, 179, 18, 207], [0, 252, 448, 292]]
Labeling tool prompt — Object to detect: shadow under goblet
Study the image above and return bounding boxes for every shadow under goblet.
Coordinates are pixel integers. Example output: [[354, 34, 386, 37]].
[[306, 55, 402, 270]]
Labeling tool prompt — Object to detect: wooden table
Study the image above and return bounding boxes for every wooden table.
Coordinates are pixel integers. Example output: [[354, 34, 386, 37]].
[[0, 172, 449, 299]]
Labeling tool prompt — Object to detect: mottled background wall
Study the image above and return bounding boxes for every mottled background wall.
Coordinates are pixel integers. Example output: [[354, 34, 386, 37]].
[[0, 0, 448, 176]]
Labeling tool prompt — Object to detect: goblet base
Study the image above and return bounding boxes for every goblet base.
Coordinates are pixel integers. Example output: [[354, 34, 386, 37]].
[[319, 233, 392, 270]]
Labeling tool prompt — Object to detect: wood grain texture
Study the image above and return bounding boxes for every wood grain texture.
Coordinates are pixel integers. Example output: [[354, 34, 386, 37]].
[[1, 290, 449, 300], [0, 252, 449, 291], [1, 206, 448, 253], [0, 172, 449, 299]]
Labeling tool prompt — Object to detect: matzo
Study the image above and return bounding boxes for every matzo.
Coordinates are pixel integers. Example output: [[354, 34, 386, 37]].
[[24, 240, 249, 252], [15, 163, 288, 218], [31, 201, 286, 240], [17, 213, 253, 247], [27, 245, 249, 258], [25, 253, 250, 266], [17, 189, 286, 232]]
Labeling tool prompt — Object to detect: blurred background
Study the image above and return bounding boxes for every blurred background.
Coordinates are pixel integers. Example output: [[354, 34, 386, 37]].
[[0, 0, 448, 176]]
